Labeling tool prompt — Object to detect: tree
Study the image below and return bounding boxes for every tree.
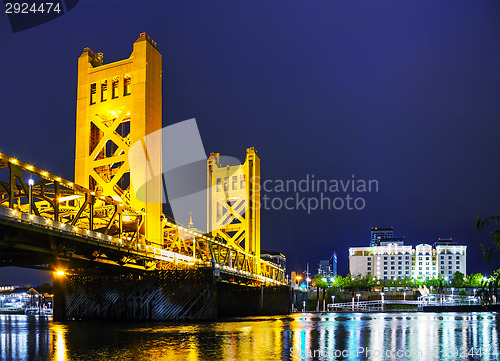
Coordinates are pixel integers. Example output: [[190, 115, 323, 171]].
[[475, 215, 500, 307], [476, 215, 500, 260], [312, 274, 328, 311], [452, 271, 465, 288], [465, 273, 483, 288]]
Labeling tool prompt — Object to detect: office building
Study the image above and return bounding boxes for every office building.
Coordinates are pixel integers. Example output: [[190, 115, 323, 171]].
[[370, 227, 394, 247], [349, 238, 466, 280]]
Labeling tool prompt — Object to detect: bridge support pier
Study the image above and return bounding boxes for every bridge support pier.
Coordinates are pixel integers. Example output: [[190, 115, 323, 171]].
[[53, 274, 66, 322], [59, 269, 290, 321]]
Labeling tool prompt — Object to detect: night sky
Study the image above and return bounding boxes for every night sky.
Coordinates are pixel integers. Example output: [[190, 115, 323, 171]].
[[1, 1, 499, 285]]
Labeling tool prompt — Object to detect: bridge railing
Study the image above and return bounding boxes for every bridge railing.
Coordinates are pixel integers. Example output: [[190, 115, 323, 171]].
[[1, 205, 286, 285]]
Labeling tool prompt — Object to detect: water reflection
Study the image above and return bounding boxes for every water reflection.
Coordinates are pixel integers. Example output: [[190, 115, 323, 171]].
[[0, 312, 498, 360]]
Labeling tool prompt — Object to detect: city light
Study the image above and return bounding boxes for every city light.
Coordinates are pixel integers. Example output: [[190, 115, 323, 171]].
[[54, 270, 65, 276]]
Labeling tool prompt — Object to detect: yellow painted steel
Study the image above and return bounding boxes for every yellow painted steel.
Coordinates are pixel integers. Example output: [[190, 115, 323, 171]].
[[74, 34, 163, 247], [207, 148, 261, 272]]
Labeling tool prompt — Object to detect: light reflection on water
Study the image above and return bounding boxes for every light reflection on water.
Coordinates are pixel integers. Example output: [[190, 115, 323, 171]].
[[0, 312, 498, 360]]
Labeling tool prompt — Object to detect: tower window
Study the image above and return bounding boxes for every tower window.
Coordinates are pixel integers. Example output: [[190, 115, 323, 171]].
[[232, 176, 238, 190], [240, 175, 245, 189], [216, 178, 221, 192], [101, 80, 107, 102], [112, 77, 119, 99], [124, 74, 131, 96], [90, 83, 97, 105]]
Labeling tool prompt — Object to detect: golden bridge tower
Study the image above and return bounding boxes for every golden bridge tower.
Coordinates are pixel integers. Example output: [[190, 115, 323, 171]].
[[74, 33, 163, 247], [207, 148, 261, 264]]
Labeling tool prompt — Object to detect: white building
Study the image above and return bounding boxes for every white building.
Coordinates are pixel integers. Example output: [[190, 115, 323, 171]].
[[349, 241, 466, 280]]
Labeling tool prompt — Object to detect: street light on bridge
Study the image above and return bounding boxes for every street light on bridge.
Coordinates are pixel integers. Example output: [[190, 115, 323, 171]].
[[28, 178, 34, 215]]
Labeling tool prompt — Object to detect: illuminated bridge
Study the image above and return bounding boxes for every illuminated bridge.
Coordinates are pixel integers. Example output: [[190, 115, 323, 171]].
[[0, 34, 288, 321]]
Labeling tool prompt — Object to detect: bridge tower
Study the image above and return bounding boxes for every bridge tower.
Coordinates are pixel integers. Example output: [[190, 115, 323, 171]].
[[207, 148, 261, 267], [74, 33, 163, 247]]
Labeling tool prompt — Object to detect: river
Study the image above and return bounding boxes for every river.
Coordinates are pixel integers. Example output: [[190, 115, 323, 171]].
[[0, 312, 498, 360]]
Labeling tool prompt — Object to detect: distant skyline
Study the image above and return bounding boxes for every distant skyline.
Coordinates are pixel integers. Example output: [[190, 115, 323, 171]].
[[1, 1, 499, 284]]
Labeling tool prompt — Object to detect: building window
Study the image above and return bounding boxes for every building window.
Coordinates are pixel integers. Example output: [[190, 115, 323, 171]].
[[224, 177, 229, 191], [216, 178, 221, 192], [384, 257, 387, 260], [384, 261, 387, 265], [449, 261, 452, 264], [240, 175, 245, 189], [456, 266, 460, 269], [101, 80, 108, 102], [112, 77, 119, 99], [367, 262, 371, 266], [367, 257, 371, 261], [367, 267, 371, 271], [90, 83, 97, 104], [232, 176, 238, 190], [384, 267, 387, 270], [456, 256, 460, 259], [124, 74, 131, 96]]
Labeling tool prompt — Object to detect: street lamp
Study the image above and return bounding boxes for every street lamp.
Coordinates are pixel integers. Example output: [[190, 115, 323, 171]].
[[356, 293, 361, 304], [403, 292, 406, 302], [332, 295, 335, 304], [380, 292, 385, 303], [473, 289, 477, 298], [451, 287, 454, 296], [28, 178, 34, 215], [296, 275, 302, 289]]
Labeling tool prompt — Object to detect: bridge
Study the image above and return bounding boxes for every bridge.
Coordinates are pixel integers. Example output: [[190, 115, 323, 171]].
[[0, 33, 289, 321]]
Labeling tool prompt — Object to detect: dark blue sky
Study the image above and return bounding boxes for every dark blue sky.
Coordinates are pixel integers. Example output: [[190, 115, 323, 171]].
[[1, 1, 499, 285]]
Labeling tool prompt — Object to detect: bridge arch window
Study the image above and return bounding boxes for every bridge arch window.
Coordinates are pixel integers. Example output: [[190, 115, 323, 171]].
[[101, 80, 108, 102], [112, 77, 119, 99], [124, 74, 131, 96], [90, 83, 97, 104]]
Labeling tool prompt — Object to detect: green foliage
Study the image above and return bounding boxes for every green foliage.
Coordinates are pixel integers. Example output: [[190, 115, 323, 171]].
[[476, 269, 500, 307], [476, 215, 500, 261], [452, 271, 465, 288], [458, 289, 467, 296], [312, 274, 328, 289], [465, 273, 483, 288]]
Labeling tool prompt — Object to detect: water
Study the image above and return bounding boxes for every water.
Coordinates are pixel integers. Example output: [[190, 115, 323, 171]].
[[1, 312, 499, 360]]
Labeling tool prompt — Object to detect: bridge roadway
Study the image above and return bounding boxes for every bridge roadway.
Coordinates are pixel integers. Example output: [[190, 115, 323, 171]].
[[0, 205, 284, 286]]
